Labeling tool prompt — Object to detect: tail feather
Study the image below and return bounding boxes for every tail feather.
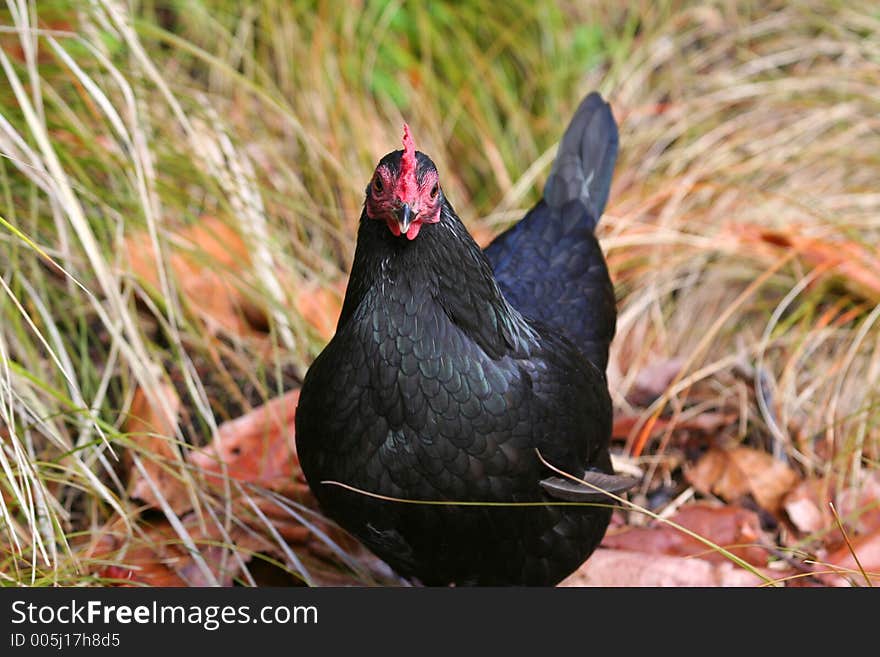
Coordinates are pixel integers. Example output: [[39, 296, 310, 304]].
[[483, 92, 619, 371], [542, 91, 618, 226]]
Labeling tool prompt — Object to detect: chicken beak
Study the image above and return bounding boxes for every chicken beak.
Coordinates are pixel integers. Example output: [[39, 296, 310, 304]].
[[396, 203, 413, 234]]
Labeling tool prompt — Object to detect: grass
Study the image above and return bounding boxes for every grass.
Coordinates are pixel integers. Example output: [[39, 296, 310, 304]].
[[0, 0, 878, 586]]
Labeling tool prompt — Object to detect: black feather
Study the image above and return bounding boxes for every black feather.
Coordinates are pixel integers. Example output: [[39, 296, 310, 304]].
[[484, 92, 619, 371]]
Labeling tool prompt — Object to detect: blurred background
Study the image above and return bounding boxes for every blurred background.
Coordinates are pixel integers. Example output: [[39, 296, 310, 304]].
[[0, 1, 878, 586]]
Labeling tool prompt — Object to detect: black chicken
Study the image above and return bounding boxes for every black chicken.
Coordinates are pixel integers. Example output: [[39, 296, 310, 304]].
[[295, 92, 633, 586]]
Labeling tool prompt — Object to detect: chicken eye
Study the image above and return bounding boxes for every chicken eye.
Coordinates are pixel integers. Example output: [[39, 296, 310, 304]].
[[373, 176, 384, 194], [430, 183, 439, 199]]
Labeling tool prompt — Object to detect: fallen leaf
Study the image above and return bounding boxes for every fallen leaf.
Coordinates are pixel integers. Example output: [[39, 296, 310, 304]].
[[87, 494, 377, 587], [148, 216, 249, 278], [602, 503, 769, 566], [293, 280, 345, 342], [107, 385, 373, 587], [124, 383, 192, 514], [125, 216, 268, 342], [782, 472, 880, 542], [686, 446, 799, 514], [626, 357, 684, 406], [560, 548, 774, 587], [837, 471, 880, 535], [87, 514, 281, 587], [187, 389, 362, 561], [250, 498, 312, 544], [817, 529, 880, 587], [783, 480, 828, 534], [189, 388, 307, 496]]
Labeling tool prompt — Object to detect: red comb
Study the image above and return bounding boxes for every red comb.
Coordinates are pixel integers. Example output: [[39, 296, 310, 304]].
[[398, 123, 418, 202]]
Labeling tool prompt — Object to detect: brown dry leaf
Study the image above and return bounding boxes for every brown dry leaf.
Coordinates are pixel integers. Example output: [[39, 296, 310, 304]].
[[686, 446, 799, 514], [560, 548, 772, 587], [189, 388, 307, 496], [602, 503, 769, 566], [783, 479, 829, 534], [92, 546, 189, 587], [783, 472, 880, 539], [87, 495, 366, 587], [125, 384, 192, 514], [626, 357, 684, 406], [817, 529, 880, 587], [101, 390, 366, 587], [837, 471, 880, 535], [293, 280, 345, 342], [249, 497, 312, 544], [125, 216, 267, 341], [87, 514, 281, 587]]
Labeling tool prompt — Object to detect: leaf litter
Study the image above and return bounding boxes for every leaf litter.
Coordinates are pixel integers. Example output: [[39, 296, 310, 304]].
[[104, 218, 880, 587]]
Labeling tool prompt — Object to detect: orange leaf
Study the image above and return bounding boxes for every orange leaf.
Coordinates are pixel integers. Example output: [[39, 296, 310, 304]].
[[189, 388, 306, 496], [88, 515, 278, 587], [602, 503, 769, 566], [686, 446, 799, 514], [783, 479, 830, 535], [124, 384, 192, 514], [626, 357, 684, 406], [561, 548, 774, 587], [293, 280, 345, 342], [837, 471, 880, 535], [819, 529, 880, 587], [124, 216, 268, 341]]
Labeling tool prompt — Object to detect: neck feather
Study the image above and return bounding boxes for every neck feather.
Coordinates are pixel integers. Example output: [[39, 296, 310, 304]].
[[338, 202, 536, 359]]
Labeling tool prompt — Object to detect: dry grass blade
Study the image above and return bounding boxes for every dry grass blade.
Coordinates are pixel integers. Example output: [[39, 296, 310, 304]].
[[829, 502, 873, 587]]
